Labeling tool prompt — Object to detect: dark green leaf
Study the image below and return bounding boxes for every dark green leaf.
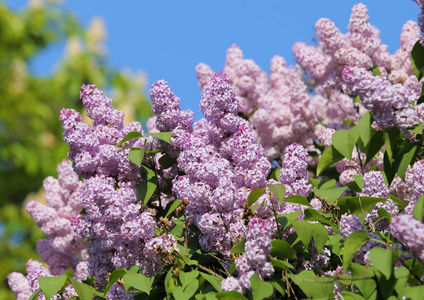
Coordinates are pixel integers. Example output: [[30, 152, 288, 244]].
[[200, 272, 223, 292], [159, 154, 177, 169], [394, 266, 410, 297], [337, 196, 386, 215], [165, 199, 180, 218], [267, 183, 286, 204], [350, 263, 376, 299], [413, 194, 424, 221], [171, 279, 199, 300], [270, 240, 296, 259], [247, 188, 266, 206], [303, 209, 337, 231], [215, 291, 248, 300], [389, 193, 407, 208], [397, 145, 417, 180], [250, 273, 274, 300], [123, 273, 154, 294], [284, 195, 311, 207], [269, 167, 282, 181], [342, 230, 370, 271], [270, 280, 285, 297], [38, 274, 68, 300], [116, 131, 144, 147], [411, 40, 424, 80], [230, 238, 246, 254], [365, 131, 384, 165], [377, 208, 391, 221], [147, 131, 172, 143], [316, 145, 344, 176], [332, 127, 359, 160]]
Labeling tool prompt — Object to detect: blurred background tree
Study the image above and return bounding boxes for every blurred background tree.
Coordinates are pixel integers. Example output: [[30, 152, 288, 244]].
[[0, 0, 151, 297]]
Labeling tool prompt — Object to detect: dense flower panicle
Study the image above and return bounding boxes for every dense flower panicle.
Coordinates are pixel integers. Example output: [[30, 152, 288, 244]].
[[413, 0, 424, 38], [221, 218, 274, 293], [7, 273, 32, 300], [106, 284, 133, 300], [405, 160, 424, 216], [361, 171, 398, 232], [167, 73, 270, 254], [25, 160, 87, 278], [342, 65, 419, 131], [390, 214, 424, 262]]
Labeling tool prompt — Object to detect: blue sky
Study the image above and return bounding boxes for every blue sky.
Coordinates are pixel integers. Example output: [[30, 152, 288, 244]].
[[7, 0, 421, 119]]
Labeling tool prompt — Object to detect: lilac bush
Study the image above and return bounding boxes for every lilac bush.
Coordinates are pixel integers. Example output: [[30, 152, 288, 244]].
[[8, 2, 424, 300]]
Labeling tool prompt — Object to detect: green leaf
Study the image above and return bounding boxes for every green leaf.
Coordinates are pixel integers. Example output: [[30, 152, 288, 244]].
[[38, 274, 68, 300], [394, 266, 410, 297], [269, 167, 282, 181], [408, 122, 423, 134], [284, 195, 311, 207], [411, 40, 424, 80], [128, 148, 145, 167], [28, 289, 41, 300], [332, 127, 359, 160], [147, 131, 172, 143], [270, 240, 296, 259], [377, 208, 391, 221], [342, 230, 370, 271], [303, 209, 337, 231], [267, 183, 286, 204], [417, 95, 424, 105], [270, 280, 286, 297], [289, 271, 334, 299], [389, 193, 407, 208], [270, 257, 294, 270], [172, 279, 199, 300], [171, 219, 184, 237], [312, 223, 329, 253], [397, 145, 417, 180], [365, 131, 384, 165], [69, 278, 95, 300], [230, 238, 246, 254], [337, 196, 386, 215], [404, 285, 424, 300], [250, 273, 274, 300], [357, 111, 373, 146], [317, 145, 344, 176], [123, 273, 154, 294], [353, 175, 364, 190], [315, 187, 347, 202], [247, 188, 266, 206], [341, 291, 366, 300], [159, 154, 178, 169], [116, 131, 144, 147], [165, 199, 180, 218], [413, 194, 424, 221], [369, 66, 381, 76], [179, 270, 200, 288], [104, 268, 127, 295], [292, 220, 314, 247], [200, 272, 223, 292], [350, 263, 376, 299], [215, 291, 248, 300], [368, 247, 394, 279], [139, 166, 158, 204]]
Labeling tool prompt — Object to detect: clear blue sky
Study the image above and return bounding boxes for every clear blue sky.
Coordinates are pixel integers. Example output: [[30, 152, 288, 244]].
[[6, 0, 421, 119]]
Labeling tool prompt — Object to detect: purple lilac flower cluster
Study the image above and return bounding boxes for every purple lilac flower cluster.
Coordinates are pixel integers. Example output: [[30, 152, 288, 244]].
[[60, 84, 176, 289], [390, 214, 424, 263], [221, 218, 274, 293], [343, 65, 420, 131], [8, 161, 85, 299], [151, 72, 271, 255], [196, 46, 317, 161]]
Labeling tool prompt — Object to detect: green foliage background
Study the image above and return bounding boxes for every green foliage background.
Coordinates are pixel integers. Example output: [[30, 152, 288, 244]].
[[0, 1, 151, 297]]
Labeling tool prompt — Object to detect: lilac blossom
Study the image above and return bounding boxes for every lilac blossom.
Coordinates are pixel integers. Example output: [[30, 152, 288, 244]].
[[390, 214, 424, 262]]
